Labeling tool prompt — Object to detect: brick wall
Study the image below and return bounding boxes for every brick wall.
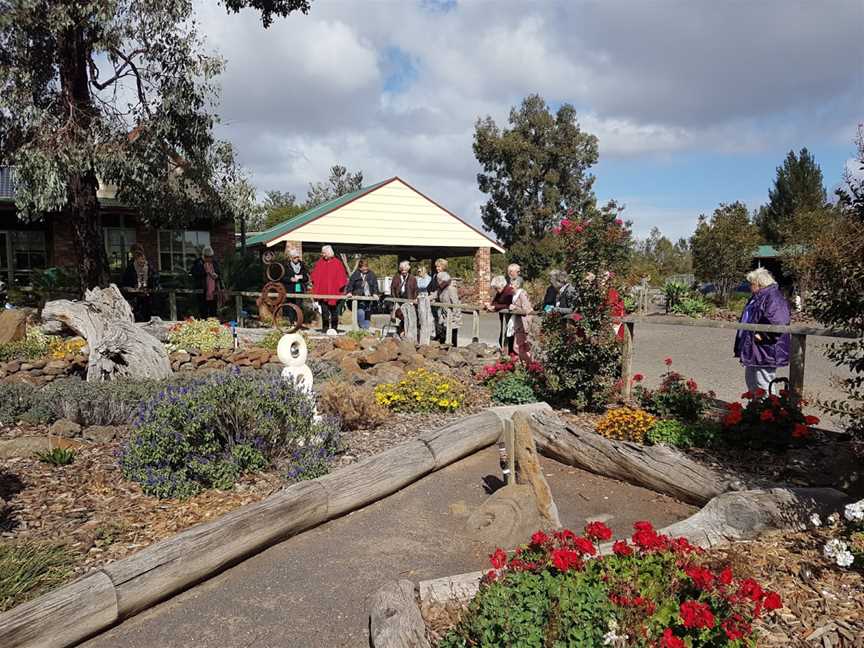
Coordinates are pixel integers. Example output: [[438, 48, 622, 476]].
[[210, 220, 236, 261], [474, 246, 491, 306]]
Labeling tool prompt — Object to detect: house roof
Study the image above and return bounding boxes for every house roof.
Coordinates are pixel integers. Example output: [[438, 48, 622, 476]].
[[246, 176, 505, 253], [754, 244, 806, 258]]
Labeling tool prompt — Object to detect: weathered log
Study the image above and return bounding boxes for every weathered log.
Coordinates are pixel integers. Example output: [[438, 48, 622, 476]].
[[514, 416, 561, 528], [521, 410, 741, 505], [0, 570, 117, 648], [42, 285, 171, 381], [419, 410, 503, 468], [417, 294, 433, 346], [466, 483, 550, 548], [369, 579, 430, 648]]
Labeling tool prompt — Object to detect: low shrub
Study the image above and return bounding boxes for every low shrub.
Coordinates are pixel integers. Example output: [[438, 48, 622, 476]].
[[671, 296, 713, 317], [257, 329, 283, 351], [285, 441, 339, 483], [645, 419, 722, 448], [633, 359, 715, 423], [318, 380, 387, 430], [820, 499, 864, 570], [595, 407, 656, 443], [0, 327, 50, 362], [35, 448, 75, 466], [167, 317, 233, 353], [345, 329, 373, 342], [491, 372, 538, 405], [121, 371, 339, 498], [0, 541, 74, 612], [0, 383, 37, 426], [308, 358, 339, 383], [721, 388, 818, 451], [441, 522, 782, 648], [374, 369, 466, 413]]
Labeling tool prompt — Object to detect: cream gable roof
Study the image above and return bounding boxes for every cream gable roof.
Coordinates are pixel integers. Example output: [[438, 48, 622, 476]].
[[268, 177, 504, 253]]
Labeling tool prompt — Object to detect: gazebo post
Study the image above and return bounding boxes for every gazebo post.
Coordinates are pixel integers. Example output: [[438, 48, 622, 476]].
[[474, 246, 491, 306]]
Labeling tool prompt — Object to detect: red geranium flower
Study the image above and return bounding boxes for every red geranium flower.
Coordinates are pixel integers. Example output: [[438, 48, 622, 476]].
[[718, 566, 734, 586], [738, 578, 763, 602], [530, 530, 549, 547], [664, 357, 673, 366], [754, 388, 766, 397], [550, 548, 582, 572], [760, 410, 775, 422], [632, 373, 644, 382], [584, 521, 613, 541], [489, 548, 507, 569], [612, 540, 632, 556], [573, 536, 597, 555], [741, 390, 753, 399], [792, 423, 809, 438], [679, 600, 715, 629], [570, 312, 583, 322], [660, 628, 685, 648], [805, 415, 820, 425], [686, 378, 698, 392], [615, 218, 624, 226], [763, 591, 782, 611], [722, 614, 751, 641], [685, 565, 715, 590], [633, 520, 654, 532]]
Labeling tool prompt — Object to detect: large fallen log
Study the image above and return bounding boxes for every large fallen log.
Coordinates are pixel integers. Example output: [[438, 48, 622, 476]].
[[42, 285, 171, 381], [517, 410, 751, 505], [369, 580, 431, 648]]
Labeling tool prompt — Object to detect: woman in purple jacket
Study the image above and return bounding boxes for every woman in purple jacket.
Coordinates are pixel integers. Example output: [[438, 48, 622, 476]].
[[733, 268, 791, 394]]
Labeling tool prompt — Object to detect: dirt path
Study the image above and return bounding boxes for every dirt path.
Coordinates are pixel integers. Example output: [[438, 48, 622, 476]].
[[83, 446, 694, 648]]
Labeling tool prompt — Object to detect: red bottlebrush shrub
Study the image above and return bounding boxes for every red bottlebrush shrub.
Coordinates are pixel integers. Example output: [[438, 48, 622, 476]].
[[440, 521, 781, 648]]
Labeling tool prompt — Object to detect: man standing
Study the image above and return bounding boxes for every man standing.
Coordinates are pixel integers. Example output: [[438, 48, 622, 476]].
[[346, 259, 379, 329]]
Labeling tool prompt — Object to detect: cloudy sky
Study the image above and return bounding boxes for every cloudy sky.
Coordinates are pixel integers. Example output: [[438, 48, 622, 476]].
[[199, 0, 863, 240]]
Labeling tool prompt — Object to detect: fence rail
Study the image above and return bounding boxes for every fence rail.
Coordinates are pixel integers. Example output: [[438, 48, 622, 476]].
[[620, 315, 860, 405]]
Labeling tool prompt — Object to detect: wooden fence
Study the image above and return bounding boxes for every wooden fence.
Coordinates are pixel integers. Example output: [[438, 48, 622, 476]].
[[620, 315, 860, 405]]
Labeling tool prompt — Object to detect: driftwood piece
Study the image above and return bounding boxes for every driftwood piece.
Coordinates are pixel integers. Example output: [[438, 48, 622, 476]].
[[417, 295, 433, 346], [42, 285, 171, 381], [521, 411, 737, 505], [514, 417, 561, 528], [400, 303, 417, 343], [369, 579, 430, 648], [466, 483, 550, 547], [0, 570, 117, 648]]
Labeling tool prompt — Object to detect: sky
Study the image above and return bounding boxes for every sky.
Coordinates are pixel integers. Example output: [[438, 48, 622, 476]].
[[197, 0, 863, 241]]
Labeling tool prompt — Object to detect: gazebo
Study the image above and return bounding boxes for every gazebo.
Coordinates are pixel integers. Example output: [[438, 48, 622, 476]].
[[245, 177, 505, 303]]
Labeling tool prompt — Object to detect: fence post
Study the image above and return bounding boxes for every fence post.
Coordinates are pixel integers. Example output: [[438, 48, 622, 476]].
[[789, 333, 807, 405], [621, 321, 635, 399], [472, 310, 480, 343], [234, 294, 243, 326], [351, 298, 359, 331], [168, 290, 178, 321]]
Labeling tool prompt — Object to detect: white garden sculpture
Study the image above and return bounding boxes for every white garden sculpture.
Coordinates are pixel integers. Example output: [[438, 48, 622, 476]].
[[277, 332, 314, 394]]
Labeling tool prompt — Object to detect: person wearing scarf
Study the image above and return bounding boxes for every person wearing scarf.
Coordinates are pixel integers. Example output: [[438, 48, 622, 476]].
[[281, 248, 310, 325], [122, 243, 159, 322], [434, 271, 462, 347], [508, 275, 535, 365], [346, 258, 380, 329], [310, 245, 348, 333]]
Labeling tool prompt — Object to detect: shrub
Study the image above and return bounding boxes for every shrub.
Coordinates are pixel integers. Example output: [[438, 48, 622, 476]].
[[633, 360, 714, 423], [0, 541, 74, 612], [820, 499, 864, 570], [595, 407, 655, 443], [0, 327, 50, 362], [646, 419, 691, 447], [721, 388, 818, 451], [0, 383, 37, 426], [308, 358, 339, 383], [285, 441, 339, 483], [121, 371, 339, 498], [345, 329, 373, 342], [374, 369, 466, 413], [35, 448, 75, 466], [257, 329, 283, 351], [440, 522, 782, 648], [166, 317, 233, 353], [664, 281, 689, 313], [318, 380, 387, 430], [491, 372, 538, 405], [671, 296, 713, 317]]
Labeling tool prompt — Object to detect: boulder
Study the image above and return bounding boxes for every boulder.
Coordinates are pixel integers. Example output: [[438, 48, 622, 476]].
[[170, 351, 191, 365], [322, 348, 348, 363], [397, 340, 417, 358], [43, 360, 69, 376], [4, 360, 21, 374], [418, 345, 441, 360], [333, 337, 359, 352], [359, 339, 399, 366], [29, 359, 47, 370], [359, 336, 378, 350], [83, 425, 120, 444], [340, 355, 363, 375], [49, 419, 83, 438], [373, 362, 405, 385], [0, 436, 50, 459], [440, 351, 468, 369], [0, 310, 28, 345]]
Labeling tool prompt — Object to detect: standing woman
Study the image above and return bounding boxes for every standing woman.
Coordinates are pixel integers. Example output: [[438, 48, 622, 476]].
[[390, 260, 418, 337], [434, 271, 462, 347], [486, 275, 514, 351], [416, 265, 432, 294], [345, 258, 379, 330], [191, 246, 222, 319], [122, 244, 159, 321], [508, 276, 534, 365], [733, 268, 791, 394], [282, 247, 309, 324], [310, 245, 348, 334]]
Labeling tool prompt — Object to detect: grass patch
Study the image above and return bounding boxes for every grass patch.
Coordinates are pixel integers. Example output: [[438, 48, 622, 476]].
[[0, 541, 75, 611]]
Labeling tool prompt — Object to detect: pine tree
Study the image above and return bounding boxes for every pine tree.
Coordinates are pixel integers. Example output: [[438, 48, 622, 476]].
[[756, 148, 827, 244]]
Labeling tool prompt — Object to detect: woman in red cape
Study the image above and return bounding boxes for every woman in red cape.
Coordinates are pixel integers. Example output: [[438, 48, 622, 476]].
[[310, 245, 348, 333]]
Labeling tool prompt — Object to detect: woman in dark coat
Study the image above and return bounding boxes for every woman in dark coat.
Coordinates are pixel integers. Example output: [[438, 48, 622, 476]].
[[733, 268, 791, 394], [486, 275, 515, 352], [390, 260, 418, 337], [345, 258, 379, 329], [121, 244, 159, 322], [190, 246, 222, 319], [281, 248, 310, 325]]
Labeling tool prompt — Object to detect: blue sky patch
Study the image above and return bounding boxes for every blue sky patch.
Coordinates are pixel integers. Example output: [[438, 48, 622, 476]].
[[381, 46, 420, 94]]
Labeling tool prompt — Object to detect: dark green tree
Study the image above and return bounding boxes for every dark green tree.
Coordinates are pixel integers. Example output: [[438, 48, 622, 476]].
[[0, 0, 313, 290], [690, 202, 760, 303], [473, 94, 599, 249], [305, 165, 363, 208], [755, 148, 827, 244]]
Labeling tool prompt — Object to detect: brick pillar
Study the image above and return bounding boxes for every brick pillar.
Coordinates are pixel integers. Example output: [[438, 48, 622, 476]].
[[474, 246, 491, 306]]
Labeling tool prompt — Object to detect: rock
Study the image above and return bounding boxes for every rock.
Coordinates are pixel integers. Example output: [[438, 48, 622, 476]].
[[29, 359, 47, 370], [4, 360, 21, 373], [418, 345, 441, 360], [0, 435, 84, 459], [323, 348, 348, 363], [0, 310, 28, 344], [83, 425, 119, 444], [49, 419, 83, 438], [359, 336, 378, 349], [203, 359, 225, 370], [402, 353, 426, 369], [514, 419, 562, 529], [397, 340, 417, 357], [340, 355, 363, 375], [170, 351, 191, 364], [359, 340, 399, 366], [262, 362, 282, 372], [19, 363, 33, 371], [333, 337, 359, 352], [373, 362, 405, 385], [440, 351, 468, 368], [43, 359, 69, 375], [178, 362, 194, 372]]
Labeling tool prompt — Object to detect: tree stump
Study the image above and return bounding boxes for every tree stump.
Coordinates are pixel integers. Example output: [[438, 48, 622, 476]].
[[42, 285, 172, 381]]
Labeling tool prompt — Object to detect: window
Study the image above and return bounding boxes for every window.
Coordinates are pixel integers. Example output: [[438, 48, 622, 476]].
[[10, 230, 47, 284], [104, 227, 137, 271], [158, 229, 210, 272]]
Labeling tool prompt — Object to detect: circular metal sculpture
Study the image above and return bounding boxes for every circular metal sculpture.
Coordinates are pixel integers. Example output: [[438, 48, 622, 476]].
[[258, 254, 304, 333]]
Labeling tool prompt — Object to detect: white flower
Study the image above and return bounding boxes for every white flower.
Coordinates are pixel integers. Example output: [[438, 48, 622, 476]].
[[827, 512, 840, 525], [844, 501, 864, 523], [836, 551, 855, 568], [823, 538, 848, 559], [810, 513, 822, 527]]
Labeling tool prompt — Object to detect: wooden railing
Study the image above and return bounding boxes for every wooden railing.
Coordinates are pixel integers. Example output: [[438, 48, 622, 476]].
[[620, 315, 860, 405]]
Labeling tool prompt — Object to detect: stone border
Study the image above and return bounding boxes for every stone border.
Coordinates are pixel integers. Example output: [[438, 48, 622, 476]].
[[0, 403, 550, 648]]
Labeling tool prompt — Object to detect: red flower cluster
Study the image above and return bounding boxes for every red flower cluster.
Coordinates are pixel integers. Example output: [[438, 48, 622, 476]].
[[585, 520, 613, 541], [552, 218, 586, 235], [551, 547, 583, 571], [723, 386, 820, 448], [664, 357, 673, 366], [680, 599, 715, 629], [476, 357, 517, 383]]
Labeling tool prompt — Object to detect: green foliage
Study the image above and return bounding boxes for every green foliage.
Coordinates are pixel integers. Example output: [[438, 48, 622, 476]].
[[305, 165, 364, 208], [722, 389, 817, 451], [318, 380, 387, 430], [755, 148, 827, 244], [218, 251, 263, 292], [690, 202, 760, 303], [257, 329, 283, 351], [646, 419, 723, 449], [0, 327, 50, 363], [0, 541, 74, 612], [264, 202, 306, 229], [345, 329, 374, 343], [121, 371, 339, 498], [507, 232, 565, 282], [474, 94, 600, 248], [0, 383, 37, 426], [491, 371, 538, 405], [664, 282, 689, 313], [671, 296, 713, 318], [633, 364, 714, 423], [167, 318, 233, 352], [631, 227, 692, 284], [35, 447, 75, 466]]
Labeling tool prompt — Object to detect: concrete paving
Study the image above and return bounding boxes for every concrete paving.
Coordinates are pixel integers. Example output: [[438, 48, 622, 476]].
[[83, 447, 694, 648]]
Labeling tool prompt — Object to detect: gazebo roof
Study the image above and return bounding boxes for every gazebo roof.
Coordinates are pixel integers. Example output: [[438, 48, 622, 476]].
[[245, 176, 504, 254]]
